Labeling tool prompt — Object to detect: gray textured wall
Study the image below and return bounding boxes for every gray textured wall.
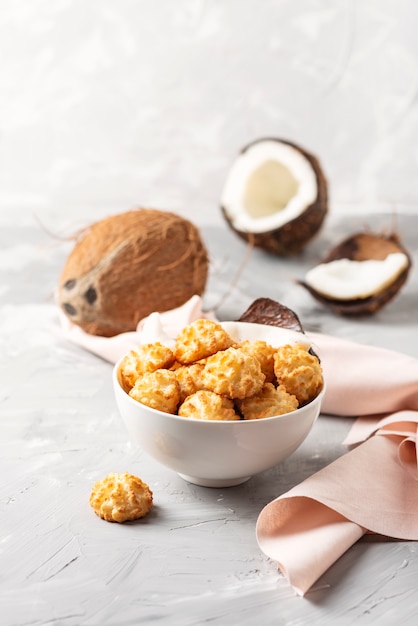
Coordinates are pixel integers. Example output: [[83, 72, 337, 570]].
[[1, 0, 418, 227]]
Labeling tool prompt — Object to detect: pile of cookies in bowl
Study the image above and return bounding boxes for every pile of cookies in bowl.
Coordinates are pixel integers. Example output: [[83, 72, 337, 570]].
[[113, 304, 324, 488]]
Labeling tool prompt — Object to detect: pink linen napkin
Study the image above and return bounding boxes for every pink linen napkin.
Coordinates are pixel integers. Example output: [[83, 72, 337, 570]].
[[257, 333, 418, 595], [57, 295, 216, 363], [57, 296, 418, 596]]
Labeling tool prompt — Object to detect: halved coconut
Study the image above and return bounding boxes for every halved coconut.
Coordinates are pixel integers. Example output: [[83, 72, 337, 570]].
[[299, 232, 412, 315], [220, 138, 328, 256]]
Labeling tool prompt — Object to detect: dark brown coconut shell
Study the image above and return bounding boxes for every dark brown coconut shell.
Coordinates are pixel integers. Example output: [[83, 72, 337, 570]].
[[58, 209, 209, 336], [238, 298, 322, 360], [238, 297, 304, 333], [299, 231, 412, 316], [221, 138, 328, 256]]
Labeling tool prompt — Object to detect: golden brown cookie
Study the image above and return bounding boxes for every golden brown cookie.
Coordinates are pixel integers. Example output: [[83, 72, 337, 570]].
[[201, 347, 265, 399], [238, 339, 277, 384], [129, 369, 180, 414], [236, 383, 299, 420], [273, 344, 323, 405], [178, 390, 240, 421], [119, 342, 175, 391], [174, 319, 235, 364], [173, 363, 206, 403], [89, 472, 153, 523]]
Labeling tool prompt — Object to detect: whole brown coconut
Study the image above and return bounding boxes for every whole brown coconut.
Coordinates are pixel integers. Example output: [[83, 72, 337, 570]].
[[299, 231, 412, 316], [58, 209, 209, 336], [220, 138, 328, 256]]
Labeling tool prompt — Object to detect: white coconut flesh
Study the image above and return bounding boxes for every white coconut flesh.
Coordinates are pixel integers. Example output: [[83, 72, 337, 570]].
[[221, 140, 318, 233], [304, 253, 409, 300]]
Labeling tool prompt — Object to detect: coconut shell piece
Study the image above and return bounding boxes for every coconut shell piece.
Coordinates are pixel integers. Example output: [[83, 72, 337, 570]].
[[58, 209, 209, 337], [299, 231, 412, 316], [238, 297, 305, 333], [238, 298, 322, 361], [221, 138, 328, 256]]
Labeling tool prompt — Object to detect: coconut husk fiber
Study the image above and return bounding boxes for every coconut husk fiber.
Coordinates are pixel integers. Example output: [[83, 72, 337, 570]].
[[58, 209, 209, 336]]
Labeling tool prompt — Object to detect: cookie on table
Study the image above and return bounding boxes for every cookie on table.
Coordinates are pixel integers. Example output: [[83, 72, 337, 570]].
[[90, 472, 153, 523]]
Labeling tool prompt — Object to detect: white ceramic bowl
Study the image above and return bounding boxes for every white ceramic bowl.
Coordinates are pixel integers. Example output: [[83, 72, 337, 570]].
[[113, 322, 324, 488]]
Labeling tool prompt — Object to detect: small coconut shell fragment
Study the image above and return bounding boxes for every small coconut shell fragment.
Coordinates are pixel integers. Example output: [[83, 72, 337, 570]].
[[58, 209, 209, 336], [238, 297, 323, 362], [299, 231, 412, 316], [238, 297, 305, 333], [221, 138, 328, 256]]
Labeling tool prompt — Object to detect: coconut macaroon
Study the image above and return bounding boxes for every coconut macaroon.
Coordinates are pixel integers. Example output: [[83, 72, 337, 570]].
[[120, 342, 175, 391], [89, 472, 153, 523], [174, 318, 235, 364], [201, 347, 265, 399], [238, 339, 276, 384], [178, 390, 240, 421], [120, 317, 324, 420], [236, 383, 299, 420], [274, 344, 323, 406], [173, 363, 206, 404], [129, 369, 180, 414]]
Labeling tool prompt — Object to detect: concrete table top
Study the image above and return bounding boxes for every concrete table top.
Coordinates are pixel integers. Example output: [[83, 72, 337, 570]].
[[1, 211, 418, 625]]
